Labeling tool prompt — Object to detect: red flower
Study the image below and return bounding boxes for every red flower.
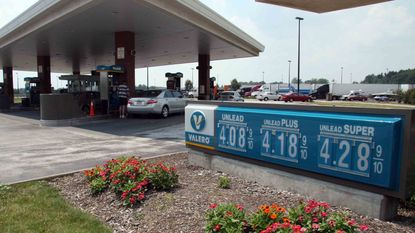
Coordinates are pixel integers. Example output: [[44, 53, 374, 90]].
[[129, 196, 136, 204], [312, 217, 319, 223], [321, 212, 327, 217], [236, 204, 244, 211], [214, 224, 221, 232], [312, 223, 320, 229], [347, 219, 356, 226], [209, 203, 217, 209], [138, 192, 145, 200], [359, 225, 369, 231]]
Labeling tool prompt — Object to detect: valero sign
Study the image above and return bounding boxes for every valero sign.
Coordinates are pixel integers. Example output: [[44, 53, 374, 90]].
[[185, 105, 217, 150]]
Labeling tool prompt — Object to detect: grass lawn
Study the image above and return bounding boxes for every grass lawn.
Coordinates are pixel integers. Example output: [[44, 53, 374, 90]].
[[0, 181, 111, 233]]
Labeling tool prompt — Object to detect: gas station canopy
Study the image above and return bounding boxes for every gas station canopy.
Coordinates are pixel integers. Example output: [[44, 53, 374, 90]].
[[256, 0, 391, 13], [0, 0, 264, 73]]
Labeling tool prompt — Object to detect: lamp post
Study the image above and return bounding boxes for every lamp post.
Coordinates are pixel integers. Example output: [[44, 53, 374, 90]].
[[295, 17, 304, 94], [340, 67, 343, 84], [191, 67, 194, 86], [288, 60, 291, 84], [146, 66, 149, 90], [262, 71, 265, 83]]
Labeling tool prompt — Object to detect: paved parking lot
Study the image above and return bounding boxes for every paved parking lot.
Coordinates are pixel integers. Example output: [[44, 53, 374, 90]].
[[0, 111, 185, 184]]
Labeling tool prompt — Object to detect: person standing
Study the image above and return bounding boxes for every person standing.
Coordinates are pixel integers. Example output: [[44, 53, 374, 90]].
[[118, 82, 129, 118]]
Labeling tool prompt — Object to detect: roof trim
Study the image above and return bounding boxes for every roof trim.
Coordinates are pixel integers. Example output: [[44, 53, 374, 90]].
[[143, 0, 264, 56]]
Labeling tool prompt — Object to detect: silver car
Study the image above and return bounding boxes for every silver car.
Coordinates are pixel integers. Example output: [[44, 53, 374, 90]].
[[218, 91, 244, 102], [127, 89, 186, 118], [256, 92, 281, 101]]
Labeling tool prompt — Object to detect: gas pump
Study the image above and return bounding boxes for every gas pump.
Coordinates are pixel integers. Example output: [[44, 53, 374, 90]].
[[95, 65, 124, 114], [22, 77, 40, 107], [165, 72, 183, 91]]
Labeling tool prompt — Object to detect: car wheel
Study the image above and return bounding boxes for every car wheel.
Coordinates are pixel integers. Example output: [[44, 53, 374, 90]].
[[161, 106, 169, 118], [264, 97, 269, 101]]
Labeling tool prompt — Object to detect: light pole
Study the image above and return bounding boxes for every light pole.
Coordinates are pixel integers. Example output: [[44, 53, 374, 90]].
[[191, 67, 194, 86], [288, 60, 291, 84], [295, 17, 304, 94], [146, 66, 149, 90], [340, 67, 343, 84], [262, 71, 265, 83]]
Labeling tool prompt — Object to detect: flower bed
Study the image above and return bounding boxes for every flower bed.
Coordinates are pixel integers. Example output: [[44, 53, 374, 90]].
[[206, 200, 368, 233], [84, 157, 178, 206]]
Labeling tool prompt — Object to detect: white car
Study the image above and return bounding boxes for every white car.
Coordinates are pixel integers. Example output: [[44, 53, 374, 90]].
[[218, 91, 244, 102], [187, 89, 198, 98], [251, 91, 261, 97], [127, 89, 185, 118], [256, 92, 281, 101]]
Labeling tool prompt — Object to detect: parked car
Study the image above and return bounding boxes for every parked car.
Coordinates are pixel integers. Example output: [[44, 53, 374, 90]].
[[218, 91, 244, 102], [187, 89, 198, 98], [127, 89, 185, 118], [281, 92, 312, 102], [256, 92, 281, 101], [340, 91, 368, 101]]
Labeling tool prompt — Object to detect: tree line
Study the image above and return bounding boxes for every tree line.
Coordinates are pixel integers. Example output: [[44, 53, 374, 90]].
[[361, 68, 415, 84]]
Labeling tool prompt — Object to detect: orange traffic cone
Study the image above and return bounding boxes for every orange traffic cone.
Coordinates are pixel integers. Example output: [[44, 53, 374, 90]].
[[89, 100, 95, 117]]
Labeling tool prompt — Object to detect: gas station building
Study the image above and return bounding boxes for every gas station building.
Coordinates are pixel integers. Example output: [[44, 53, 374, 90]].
[[0, 0, 390, 110], [0, 0, 264, 107]]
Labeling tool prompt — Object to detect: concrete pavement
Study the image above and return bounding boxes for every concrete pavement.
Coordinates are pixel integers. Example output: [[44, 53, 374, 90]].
[[0, 112, 185, 184]]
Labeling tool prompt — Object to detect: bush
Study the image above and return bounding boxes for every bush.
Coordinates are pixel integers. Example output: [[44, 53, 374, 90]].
[[218, 176, 231, 189], [84, 157, 178, 206], [147, 163, 179, 190], [206, 203, 248, 233], [250, 204, 286, 232], [397, 89, 415, 105], [205, 201, 369, 233]]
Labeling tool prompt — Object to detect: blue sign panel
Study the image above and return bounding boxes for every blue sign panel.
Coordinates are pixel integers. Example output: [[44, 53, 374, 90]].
[[215, 107, 402, 190]]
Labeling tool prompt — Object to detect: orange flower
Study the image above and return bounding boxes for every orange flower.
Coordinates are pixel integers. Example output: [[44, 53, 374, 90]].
[[277, 207, 286, 212], [270, 213, 277, 219], [264, 208, 271, 214], [283, 217, 290, 224]]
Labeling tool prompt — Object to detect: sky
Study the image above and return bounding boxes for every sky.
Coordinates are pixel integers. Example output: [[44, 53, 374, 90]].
[[0, 0, 414, 89]]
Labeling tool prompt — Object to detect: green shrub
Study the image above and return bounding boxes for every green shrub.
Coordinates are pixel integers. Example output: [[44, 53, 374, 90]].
[[147, 163, 179, 191], [90, 178, 107, 194], [218, 176, 231, 189], [206, 200, 369, 233], [249, 204, 286, 232], [205, 203, 247, 233], [84, 157, 178, 206]]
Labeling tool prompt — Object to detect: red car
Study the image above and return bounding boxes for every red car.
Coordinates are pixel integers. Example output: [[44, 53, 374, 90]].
[[282, 92, 312, 102]]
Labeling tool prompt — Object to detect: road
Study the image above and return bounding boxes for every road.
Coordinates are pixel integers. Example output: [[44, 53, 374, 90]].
[[0, 111, 185, 184]]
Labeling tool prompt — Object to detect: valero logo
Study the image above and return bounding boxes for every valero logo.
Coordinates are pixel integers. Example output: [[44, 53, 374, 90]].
[[191, 111, 206, 132]]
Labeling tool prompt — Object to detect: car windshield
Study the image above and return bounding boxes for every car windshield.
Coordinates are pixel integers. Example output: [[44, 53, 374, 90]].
[[137, 90, 162, 97]]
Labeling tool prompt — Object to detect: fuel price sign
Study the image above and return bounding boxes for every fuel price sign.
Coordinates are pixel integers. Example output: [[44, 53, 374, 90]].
[[215, 106, 402, 190]]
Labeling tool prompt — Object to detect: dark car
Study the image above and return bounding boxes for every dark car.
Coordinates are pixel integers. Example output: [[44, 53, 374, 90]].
[[282, 92, 312, 102]]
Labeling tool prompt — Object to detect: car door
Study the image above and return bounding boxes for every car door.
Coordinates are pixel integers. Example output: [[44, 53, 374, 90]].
[[173, 91, 185, 111], [163, 90, 175, 111]]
